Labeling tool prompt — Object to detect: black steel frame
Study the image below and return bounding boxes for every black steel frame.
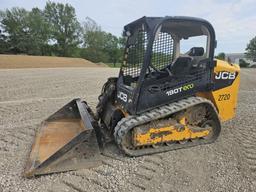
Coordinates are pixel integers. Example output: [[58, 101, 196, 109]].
[[116, 16, 216, 115]]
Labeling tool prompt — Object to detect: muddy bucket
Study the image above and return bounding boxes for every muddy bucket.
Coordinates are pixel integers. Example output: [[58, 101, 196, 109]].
[[24, 99, 102, 177]]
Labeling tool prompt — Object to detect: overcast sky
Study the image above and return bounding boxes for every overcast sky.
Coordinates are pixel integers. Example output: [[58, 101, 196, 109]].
[[1, 0, 256, 53]]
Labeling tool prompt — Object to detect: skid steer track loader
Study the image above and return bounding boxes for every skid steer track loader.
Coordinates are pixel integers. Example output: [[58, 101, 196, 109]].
[[24, 16, 240, 177]]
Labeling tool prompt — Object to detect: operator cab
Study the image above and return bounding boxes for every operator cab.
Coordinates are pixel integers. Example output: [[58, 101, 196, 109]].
[[117, 16, 216, 114]]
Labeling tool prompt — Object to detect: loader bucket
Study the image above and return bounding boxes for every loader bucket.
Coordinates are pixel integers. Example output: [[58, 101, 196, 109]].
[[24, 99, 102, 178]]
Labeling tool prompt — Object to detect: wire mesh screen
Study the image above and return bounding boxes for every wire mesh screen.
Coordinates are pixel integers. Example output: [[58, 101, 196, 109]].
[[122, 29, 148, 79], [161, 68, 207, 92], [151, 32, 174, 70]]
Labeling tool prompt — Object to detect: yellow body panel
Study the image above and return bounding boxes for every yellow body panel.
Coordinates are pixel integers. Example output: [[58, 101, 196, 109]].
[[197, 60, 240, 122]]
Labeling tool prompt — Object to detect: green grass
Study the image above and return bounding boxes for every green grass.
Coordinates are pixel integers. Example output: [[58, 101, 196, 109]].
[[107, 63, 122, 68]]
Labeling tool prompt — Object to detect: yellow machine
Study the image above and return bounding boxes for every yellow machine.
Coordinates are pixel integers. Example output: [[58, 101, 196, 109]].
[[24, 16, 240, 177]]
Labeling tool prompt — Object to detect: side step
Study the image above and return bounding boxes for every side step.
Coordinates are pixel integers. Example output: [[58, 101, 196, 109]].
[[24, 99, 102, 178]]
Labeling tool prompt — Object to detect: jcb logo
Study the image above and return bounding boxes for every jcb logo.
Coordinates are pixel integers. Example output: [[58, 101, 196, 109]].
[[215, 72, 236, 80], [117, 91, 127, 102]]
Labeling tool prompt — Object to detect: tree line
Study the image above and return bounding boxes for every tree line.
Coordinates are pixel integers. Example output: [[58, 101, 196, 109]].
[[215, 36, 256, 68], [1, 1, 255, 67], [0, 1, 125, 65]]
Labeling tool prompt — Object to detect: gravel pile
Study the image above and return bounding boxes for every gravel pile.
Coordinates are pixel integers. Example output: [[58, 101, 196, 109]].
[[0, 68, 255, 192]]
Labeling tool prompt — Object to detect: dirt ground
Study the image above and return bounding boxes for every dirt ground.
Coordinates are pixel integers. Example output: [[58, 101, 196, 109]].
[[0, 68, 256, 192], [0, 55, 107, 69]]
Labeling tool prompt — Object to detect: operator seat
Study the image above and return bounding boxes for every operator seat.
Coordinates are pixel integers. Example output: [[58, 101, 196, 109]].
[[188, 47, 204, 57], [187, 47, 205, 68], [170, 56, 193, 77]]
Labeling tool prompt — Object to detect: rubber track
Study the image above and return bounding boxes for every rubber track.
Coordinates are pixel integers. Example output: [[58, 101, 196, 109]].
[[114, 96, 221, 156]]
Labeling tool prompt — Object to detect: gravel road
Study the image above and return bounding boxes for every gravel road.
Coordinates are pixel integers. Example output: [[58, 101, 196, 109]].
[[0, 68, 255, 192]]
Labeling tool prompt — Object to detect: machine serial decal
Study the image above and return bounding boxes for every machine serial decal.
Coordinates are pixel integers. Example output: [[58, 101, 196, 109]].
[[218, 94, 231, 101], [166, 84, 194, 96], [117, 91, 128, 102]]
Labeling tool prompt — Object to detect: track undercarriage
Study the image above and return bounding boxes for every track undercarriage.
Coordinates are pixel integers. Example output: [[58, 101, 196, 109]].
[[114, 97, 221, 156]]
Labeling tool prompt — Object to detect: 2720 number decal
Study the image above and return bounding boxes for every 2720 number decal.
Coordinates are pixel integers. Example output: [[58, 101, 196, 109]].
[[218, 94, 230, 101]]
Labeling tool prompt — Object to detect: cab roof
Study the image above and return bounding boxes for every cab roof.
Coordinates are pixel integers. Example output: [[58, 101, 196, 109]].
[[124, 16, 215, 39]]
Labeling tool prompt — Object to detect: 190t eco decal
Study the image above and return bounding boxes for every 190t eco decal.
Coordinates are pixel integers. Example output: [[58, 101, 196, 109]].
[[166, 83, 194, 96]]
